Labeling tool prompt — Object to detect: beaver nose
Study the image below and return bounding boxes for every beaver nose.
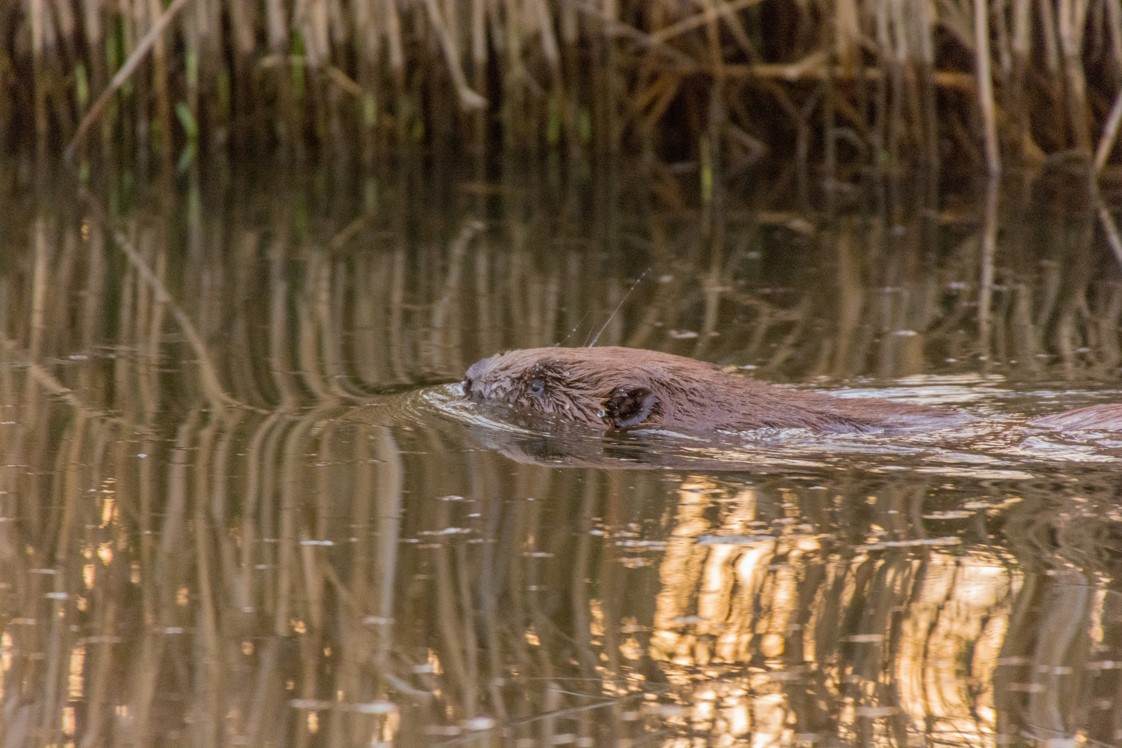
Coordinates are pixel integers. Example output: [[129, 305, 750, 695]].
[[463, 356, 496, 399], [463, 355, 495, 400]]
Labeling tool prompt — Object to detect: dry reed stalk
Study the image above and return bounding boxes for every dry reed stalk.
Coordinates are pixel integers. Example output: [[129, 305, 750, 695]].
[[1036, 0, 1070, 152], [870, 4, 890, 166], [1097, 203, 1122, 270], [262, 0, 293, 148], [351, 0, 381, 156], [974, 0, 1001, 175], [1059, 0, 1093, 153], [1094, 86, 1122, 173], [915, 1, 940, 169], [145, 0, 173, 162], [1008, 0, 1032, 161], [1107, 0, 1122, 69], [424, 0, 487, 112], [27, 0, 49, 159], [888, 0, 910, 169], [468, 0, 488, 148]]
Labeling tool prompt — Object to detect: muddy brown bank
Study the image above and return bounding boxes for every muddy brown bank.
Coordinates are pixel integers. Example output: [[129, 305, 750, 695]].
[[463, 347, 1122, 435]]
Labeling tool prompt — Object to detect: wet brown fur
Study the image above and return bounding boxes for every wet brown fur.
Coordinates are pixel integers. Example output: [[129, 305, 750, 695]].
[[463, 347, 963, 435], [1028, 403, 1122, 431], [463, 347, 1122, 436]]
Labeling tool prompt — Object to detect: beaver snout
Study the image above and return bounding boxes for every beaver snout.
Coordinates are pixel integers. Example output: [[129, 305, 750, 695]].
[[462, 355, 497, 401], [461, 372, 481, 400]]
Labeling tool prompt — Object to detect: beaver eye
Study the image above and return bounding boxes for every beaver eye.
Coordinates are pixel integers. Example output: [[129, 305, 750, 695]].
[[528, 379, 545, 396]]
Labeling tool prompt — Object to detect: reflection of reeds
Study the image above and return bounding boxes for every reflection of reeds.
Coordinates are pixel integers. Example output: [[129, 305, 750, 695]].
[[1, 167, 1119, 409], [5, 380, 1118, 744], [6, 2, 1122, 168], [1, 168, 1121, 743]]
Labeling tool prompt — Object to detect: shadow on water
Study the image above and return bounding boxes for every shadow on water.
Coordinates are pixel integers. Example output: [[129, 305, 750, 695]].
[[1, 161, 1121, 745]]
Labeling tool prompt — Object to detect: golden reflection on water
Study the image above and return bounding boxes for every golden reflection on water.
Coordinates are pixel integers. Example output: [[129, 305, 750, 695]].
[[0, 166, 1121, 745], [644, 478, 1017, 745]]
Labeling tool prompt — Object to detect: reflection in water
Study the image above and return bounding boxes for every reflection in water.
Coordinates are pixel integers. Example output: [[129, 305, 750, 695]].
[[652, 480, 1011, 745], [0, 165, 1121, 745]]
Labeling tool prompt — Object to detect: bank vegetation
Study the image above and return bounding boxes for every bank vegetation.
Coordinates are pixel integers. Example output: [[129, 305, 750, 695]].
[[3, 1, 1122, 176]]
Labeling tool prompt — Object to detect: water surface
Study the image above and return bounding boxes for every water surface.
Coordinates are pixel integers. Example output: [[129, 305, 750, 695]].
[[1, 163, 1121, 745]]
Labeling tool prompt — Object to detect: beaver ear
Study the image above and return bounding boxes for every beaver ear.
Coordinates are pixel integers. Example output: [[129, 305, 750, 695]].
[[601, 386, 659, 430]]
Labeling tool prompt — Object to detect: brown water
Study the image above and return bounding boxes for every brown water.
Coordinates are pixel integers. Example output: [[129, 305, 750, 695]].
[[2, 162, 1122, 746]]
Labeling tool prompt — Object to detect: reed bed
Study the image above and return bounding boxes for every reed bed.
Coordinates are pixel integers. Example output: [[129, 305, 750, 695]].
[[4, 1, 1122, 174]]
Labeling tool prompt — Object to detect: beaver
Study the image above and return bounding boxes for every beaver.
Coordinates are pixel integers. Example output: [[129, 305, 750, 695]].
[[462, 346, 1122, 436]]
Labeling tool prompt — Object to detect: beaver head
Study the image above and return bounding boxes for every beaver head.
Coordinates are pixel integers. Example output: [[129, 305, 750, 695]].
[[463, 347, 674, 430]]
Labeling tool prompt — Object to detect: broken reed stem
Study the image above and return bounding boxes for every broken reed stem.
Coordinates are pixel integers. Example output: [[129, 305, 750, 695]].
[[1, 0, 1116, 173]]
